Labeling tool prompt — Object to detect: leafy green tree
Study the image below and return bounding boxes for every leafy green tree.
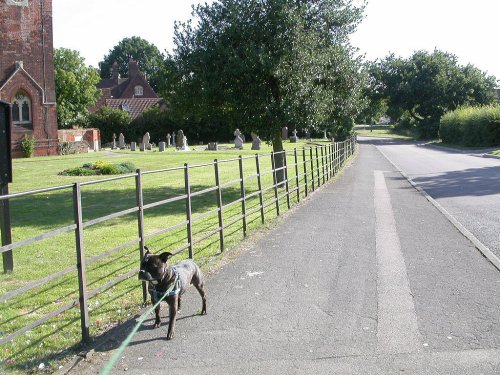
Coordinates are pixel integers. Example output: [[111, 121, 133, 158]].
[[370, 50, 497, 138], [99, 37, 166, 92], [54, 48, 101, 128], [170, 0, 366, 155], [87, 106, 131, 144]]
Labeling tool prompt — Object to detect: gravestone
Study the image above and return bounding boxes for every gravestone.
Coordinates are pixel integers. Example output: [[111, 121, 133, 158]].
[[323, 129, 328, 140], [166, 133, 171, 147], [130, 142, 136, 151], [112, 133, 117, 149], [234, 129, 244, 149], [118, 133, 125, 149], [140, 143, 145, 152], [251, 132, 262, 150], [142, 132, 151, 150], [290, 129, 299, 143], [159, 142, 166, 152], [172, 133, 176, 147], [282, 127, 288, 140], [207, 142, 218, 150], [177, 130, 190, 151]]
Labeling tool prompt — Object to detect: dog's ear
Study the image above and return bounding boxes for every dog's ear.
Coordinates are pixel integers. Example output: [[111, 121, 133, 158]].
[[159, 252, 173, 263], [144, 246, 150, 255]]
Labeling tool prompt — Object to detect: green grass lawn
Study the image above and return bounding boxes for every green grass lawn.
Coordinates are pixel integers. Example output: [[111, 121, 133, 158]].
[[0, 139, 350, 373], [355, 125, 414, 140]]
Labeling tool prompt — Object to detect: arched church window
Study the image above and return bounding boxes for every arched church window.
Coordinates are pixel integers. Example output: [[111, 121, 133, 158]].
[[134, 85, 143, 96], [11, 91, 32, 128]]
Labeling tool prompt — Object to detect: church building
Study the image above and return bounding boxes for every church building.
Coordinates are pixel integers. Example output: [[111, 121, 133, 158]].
[[0, 0, 58, 157]]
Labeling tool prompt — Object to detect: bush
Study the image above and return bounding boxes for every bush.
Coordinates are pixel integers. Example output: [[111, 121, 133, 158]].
[[59, 160, 136, 176], [20, 135, 36, 157], [440, 105, 500, 147], [87, 106, 132, 144]]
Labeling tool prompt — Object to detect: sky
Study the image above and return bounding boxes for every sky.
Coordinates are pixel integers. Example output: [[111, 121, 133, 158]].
[[53, 0, 500, 80]]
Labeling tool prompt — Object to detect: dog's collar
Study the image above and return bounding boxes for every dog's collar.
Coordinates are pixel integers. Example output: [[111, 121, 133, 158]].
[[151, 267, 180, 300]]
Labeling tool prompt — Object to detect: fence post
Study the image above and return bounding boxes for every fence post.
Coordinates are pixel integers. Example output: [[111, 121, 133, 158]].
[[283, 151, 291, 210], [320, 146, 325, 185], [315, 146, 321, 187], [329, 144, 333, 178], [309, 148, 315, 192], [294, 149, 300, 203], [184, 163, 193, 259], [302, 149, 308, 197], [271, 152, 280, 216], [255, 154, 265, 224], [238, 156, 247, 236], [73, 183, 90, 343], [214, 159, 224, 252], [135, 169, 147, 303], [0, 184, 13, 273]]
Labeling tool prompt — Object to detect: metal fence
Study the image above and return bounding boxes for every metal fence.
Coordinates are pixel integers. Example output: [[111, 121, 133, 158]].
[[0, 136, 356, 346]]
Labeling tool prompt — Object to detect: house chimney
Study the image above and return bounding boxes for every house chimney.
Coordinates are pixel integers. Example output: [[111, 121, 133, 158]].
[[111, 61, 120, 83], [128, 59, 139, 79]]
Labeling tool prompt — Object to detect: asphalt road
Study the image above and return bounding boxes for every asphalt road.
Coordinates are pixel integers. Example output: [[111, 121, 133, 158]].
[[67, 140, 500, 375], [368, 137, 500, 261]]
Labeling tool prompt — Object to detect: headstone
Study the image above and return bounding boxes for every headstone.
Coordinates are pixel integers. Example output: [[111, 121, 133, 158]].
[[142, 132, 151, 149], [172, 132, 176, 147], [207, 142, 218, 150], [112, 133, 117, 149], [118, 133, 125, 149], [177, 130, 185, 149], [166, 133, 171, 147], [159, 142, 166, 152], [234, 129, 244, 149], [140, 143, 145, 152], [130, 142, 136, 151], [282, 127, 288, 140], [290, 129, 299, 143], [306, 132, 311, 141], [323, 129, 328, 140], [251, 132, 262, 150]]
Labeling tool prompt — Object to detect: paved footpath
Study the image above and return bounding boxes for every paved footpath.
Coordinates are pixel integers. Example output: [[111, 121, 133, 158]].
[[70, 142, 500, 375]]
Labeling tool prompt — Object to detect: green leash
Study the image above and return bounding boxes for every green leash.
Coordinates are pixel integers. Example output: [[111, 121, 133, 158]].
[[100, 280, 174, 375]]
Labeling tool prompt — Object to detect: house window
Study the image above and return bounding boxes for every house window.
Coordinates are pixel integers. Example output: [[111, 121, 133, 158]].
[[12, 91, 32, 128], [134, 85, 143, 96]]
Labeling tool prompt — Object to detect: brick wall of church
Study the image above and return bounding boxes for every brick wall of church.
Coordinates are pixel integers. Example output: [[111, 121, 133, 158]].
[[0, 0, 59, 157]]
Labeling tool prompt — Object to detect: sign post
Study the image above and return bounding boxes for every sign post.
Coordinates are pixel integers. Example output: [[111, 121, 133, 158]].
[[0, 101, 13, 273]]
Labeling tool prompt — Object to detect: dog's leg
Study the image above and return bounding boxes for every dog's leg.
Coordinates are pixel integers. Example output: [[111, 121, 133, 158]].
[[177, 295, 182, 311], [194, 283, 207, 315], [154, 303, 161, 328], [167, 296, 178, 340]]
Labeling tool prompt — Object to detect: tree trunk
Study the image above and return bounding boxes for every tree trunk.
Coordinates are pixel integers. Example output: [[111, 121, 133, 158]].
[[272, 130, 285, 185]]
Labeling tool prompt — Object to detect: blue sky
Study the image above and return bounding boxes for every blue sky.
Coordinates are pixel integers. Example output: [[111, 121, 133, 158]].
[[53, 0, 500, 80]]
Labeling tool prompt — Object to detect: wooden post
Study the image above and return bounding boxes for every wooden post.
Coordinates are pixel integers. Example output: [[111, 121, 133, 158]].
[[214, 160, 224, 252], [184, 164, 193, 259], [0, 184, 12, 273], [135, 169, 147, 302], [238, 156, 247, 236], [73, 183, 90, 343], [255, 154, 265, 224], [320, 146, 325, 185], [315, 146, 321, 187]]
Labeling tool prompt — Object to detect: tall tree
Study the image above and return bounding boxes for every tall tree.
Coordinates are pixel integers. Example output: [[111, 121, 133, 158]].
[[170, 0, 366, 155], [99, 37, 166, 92], [54, 48, 101, 128], [370, 50, 497, 138]]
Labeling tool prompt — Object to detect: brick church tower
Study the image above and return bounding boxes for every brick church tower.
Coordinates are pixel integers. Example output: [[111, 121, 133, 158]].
[[0, 0, 58, 157]]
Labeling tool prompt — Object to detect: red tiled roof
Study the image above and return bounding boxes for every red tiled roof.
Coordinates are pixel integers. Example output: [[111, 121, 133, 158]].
[[105, 98, 162, 120]]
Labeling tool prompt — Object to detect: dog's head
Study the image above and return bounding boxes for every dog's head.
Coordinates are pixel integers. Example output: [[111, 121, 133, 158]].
[[138, 247, 173, 285]]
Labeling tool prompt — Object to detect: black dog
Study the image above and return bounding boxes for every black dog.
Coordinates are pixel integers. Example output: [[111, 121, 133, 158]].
[[138, 248, 207, 340]]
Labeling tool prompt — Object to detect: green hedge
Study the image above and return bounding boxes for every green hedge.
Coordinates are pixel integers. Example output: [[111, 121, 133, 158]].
[[440, 105, 500, 147]]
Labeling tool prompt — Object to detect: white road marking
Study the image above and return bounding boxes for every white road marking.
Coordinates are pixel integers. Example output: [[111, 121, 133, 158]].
[[374, 170, 422, 354]]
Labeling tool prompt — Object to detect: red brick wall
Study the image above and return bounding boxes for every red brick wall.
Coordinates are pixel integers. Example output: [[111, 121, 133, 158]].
[[0, 0, 59, 157]]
